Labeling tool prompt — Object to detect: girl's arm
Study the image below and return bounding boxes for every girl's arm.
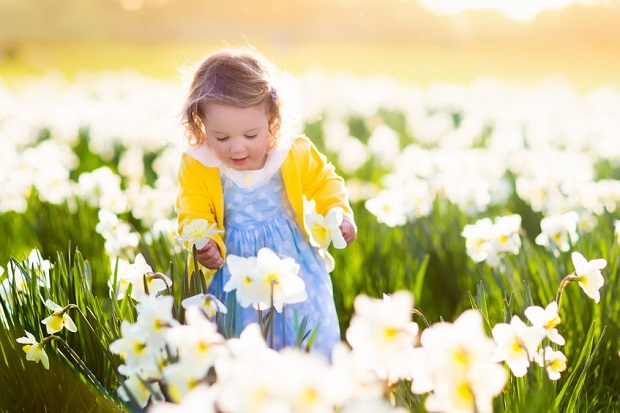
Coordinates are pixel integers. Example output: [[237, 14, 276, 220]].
[[175, 154, 227, 258], [295, 137, 357, 235]]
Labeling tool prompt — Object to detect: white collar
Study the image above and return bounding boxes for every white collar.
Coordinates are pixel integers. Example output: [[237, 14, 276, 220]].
[[185, 134, 296, 189]]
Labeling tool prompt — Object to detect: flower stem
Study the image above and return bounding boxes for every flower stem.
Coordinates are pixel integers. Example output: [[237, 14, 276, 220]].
[[555, 272, 577, 311]]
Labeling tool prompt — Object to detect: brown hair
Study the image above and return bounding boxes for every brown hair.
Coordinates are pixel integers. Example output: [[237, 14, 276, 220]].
[[181, 48, 282, 147]]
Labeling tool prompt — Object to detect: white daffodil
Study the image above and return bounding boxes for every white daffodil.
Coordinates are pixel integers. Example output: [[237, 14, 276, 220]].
[[535, 211, 579, 254], [491, 214, 522, 255], [614, 220, 620, 243], [524, 301, 565, 345], [492, 315, 546, 377], [119, 253, 172, 301], [225, 248, 306, 312], [175, 218, 222, 250], [16, 331, 50, 370], [253, 248, 307, 312], [1, 249, 53, 301], [305, 206, 346, 250], [215, 326, 285, 413], [345, 291, 419, 382], [181, 293, 227, 318], [108, 256, 131, 300], [41, 299, 77, 334], [365, 190, 408, 227], [462, 215, 522, 267], [461, 218, 494, 263], [161, 363, 204, 404], [134, 295, 179, 347], [109, 320, 154, 370], [149, 384, 217, 413], [413, 309, 507, 413], [117, 373, 161, 409], [26, 248, 53, 287], [277, 348, 341, 412], [165, 307, 227, 378], [536, 346, 567, 381], [95, 209, 140, 256], [223, 254, 261, 309], [571, 251, 606, 303]]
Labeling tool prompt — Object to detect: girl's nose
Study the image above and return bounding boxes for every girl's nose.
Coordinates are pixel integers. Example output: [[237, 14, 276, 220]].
[[230, 138, 245, 153]]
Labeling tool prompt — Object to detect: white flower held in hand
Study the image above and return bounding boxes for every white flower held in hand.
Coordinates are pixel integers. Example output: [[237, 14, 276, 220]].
[[305, 207, 347, 250], [175, 218, 223, 250]]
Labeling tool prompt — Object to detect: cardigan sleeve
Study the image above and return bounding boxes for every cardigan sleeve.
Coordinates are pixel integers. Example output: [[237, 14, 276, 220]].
[[294, 137, 356, 227], [175, 154, 227, 256]]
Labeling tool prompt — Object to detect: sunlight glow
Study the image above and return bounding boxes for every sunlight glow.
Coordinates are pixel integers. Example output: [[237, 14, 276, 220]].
[[419, 0, 601, 21]]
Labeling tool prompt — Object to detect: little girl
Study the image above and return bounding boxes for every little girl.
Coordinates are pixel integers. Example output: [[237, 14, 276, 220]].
[[175, 47, 356, 358]]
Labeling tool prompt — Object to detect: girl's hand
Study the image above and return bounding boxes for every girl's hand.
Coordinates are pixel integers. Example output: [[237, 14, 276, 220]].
[[340, 218, 357, 246], [196, 239, 223, 269]]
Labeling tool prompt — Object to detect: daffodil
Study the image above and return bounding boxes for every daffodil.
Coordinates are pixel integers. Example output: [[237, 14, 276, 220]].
[[571, 251, 606, 303], [345, 291, 419, 382], [536, 346, 567, 381], [175, 218, 222, 249], [492, 315, 545, 377], [119, 253, 172, 301], [109, 320, 153, 369], [253, 248, 307, 312], [135, 295, 180, 347], [365, 190, 408, 227], [225, 248, 307, 312], [181, 293, 227, 318], [305, 207, 346, 250], [165, 307, 227, 378], [535, 211, 579, 254], [223, 254, 260, 309], [461, 218, 494, 263], [117, 373, 161, 408], [413, 309, 507, 413], [524, 301, 565, 345], [41, 299, 77, 334], [148, 384, 217, 413], [16, 331, 50, 369]]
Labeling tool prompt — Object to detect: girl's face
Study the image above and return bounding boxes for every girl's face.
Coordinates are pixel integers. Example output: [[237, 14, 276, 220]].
[[204, 103, 270, 171]]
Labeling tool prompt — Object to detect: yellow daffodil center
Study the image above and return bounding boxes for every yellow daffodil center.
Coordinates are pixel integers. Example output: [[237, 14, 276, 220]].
[[383, 326, 398, 341], [311, 224, 330, 245], [48, 315, 64, 331], [454, 347, 470, 366], [550, 357, 566, 371], [546, 314, 561, 329], [134, 341, 147, 354], [198, 340, 210, 353], [456, 382, 474, 406], [511, 340, 524, 355], [266, 273, 279, 286], [302, 388, 319, 405]]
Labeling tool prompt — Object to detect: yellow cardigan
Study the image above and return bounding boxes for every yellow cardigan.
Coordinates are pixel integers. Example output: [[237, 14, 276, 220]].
[[175, 135, 355, 259]]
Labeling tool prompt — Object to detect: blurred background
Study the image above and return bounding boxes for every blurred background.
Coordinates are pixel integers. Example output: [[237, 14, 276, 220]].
[[1, 0, 619, 91]]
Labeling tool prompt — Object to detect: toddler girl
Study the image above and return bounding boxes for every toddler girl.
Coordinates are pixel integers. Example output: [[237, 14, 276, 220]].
[[175, 47, 356, 358]]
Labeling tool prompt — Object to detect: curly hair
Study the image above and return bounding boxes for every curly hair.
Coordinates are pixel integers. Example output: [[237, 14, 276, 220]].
[[181, 48, 282, 147]]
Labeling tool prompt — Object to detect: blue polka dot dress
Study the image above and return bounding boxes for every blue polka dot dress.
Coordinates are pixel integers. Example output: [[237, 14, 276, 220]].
[[208, 170, 341, 359]]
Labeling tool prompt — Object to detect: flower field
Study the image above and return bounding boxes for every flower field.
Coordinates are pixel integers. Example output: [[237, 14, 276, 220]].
[[1, 70, 619, 412]]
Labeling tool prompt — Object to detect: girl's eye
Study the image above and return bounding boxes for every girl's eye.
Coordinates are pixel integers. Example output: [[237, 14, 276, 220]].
[[216, 136, 229, 142], [245, 134, 258, 139]]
